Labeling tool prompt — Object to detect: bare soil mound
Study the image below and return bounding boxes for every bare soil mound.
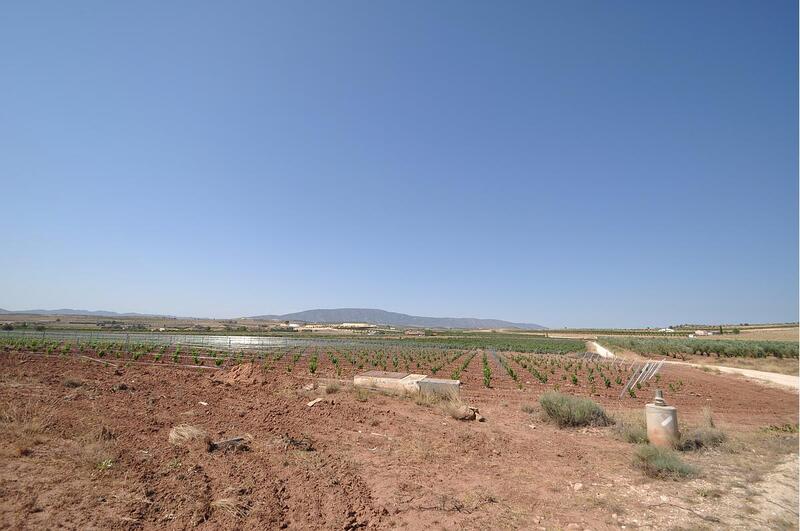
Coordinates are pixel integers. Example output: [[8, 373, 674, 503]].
[[212, 362, 266, 386]]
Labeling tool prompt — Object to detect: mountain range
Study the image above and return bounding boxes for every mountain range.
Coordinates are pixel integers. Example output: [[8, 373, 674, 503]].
[[0, 308, 172, 318], [248, 308, 545, 330], [0, 307, 545, 329]]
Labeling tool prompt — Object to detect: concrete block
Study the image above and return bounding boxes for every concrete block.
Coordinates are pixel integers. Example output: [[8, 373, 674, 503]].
[[353, 371, 461, 398], [418, 377, 461, 398], [353, 371, 426, 395]]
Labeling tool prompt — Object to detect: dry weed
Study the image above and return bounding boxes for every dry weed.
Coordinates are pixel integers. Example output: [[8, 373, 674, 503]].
[[354, 388, 369, 402], [1, 400, 55, 436], [211, 497, 248, 518], [71, 425, 119, 469], [169, 424, 210, 447], [1, 400, 55, 455]]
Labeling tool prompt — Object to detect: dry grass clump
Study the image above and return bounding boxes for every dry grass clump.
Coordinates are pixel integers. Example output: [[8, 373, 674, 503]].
[[67, 424, 119, 469], [411, 389, 475, 421], [613, 410, 649, 444], [211, 497, 248, 518], [1, 400, 55, 455], [1, 400, 55, 435], [414, 387, 460, 406], [634, 445, 698, 479], [325, 382, 341, 394], [679, 426, 726, 451], [539, 391, 610, 428], [77, 437, 117, 469], [678, 408, 726, 451], [762, 423, 799, 434], [354, 388, 369, 402], [413, 391, 442, 407], [169, 424, 210, 447], [63, 378, 85, 388]]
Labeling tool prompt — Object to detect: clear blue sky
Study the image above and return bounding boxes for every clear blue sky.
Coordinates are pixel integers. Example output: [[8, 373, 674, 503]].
[[1, 1, 797, 328]]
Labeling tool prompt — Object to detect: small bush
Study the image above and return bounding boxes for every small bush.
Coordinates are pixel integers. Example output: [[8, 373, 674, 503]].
[[355, 388, 369, 402], [634, 445, 698, 479], [71, 429, 118, 470], [63, 378, 84, 388], [679, 426, 726, 451], [762, 423, 799, 434], [679, 407, 726, 451], [325, 382, 340, 394], [613, 411, 648, 444], [539, 391, 610, 428], [414, 387, 460, 408]]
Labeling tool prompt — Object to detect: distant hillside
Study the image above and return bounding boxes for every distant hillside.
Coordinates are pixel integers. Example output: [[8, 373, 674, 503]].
[[0, 308, 173, 318], [0, 307, 545, 329], [249, 308, 545, 330]]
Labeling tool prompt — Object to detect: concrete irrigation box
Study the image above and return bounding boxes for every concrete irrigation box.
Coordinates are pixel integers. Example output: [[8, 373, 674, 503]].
[[417, 377, 460, 398], [353, 371, 460, 398]]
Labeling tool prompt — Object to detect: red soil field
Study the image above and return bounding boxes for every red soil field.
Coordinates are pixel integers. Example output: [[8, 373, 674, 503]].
[[1, 350, 797, 529]]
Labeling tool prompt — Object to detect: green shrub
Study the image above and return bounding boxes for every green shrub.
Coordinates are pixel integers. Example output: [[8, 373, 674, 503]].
[[482, 352, 491, 388], [598, 336, 798, 359], [539, 391, 610, 428], [634, 445, 698, 479]]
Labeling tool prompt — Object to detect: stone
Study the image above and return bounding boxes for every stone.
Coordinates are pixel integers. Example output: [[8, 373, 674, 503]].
[[451, 404, 476, 421]]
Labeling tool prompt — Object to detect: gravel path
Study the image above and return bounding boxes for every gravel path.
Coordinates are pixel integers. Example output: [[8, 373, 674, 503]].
[[587, 341, 799, 391]]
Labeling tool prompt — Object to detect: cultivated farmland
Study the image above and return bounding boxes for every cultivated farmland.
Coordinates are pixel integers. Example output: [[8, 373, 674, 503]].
[[0, 331, 797, 529], [597, 336, 799, 360], [0, 334, 665, 400]]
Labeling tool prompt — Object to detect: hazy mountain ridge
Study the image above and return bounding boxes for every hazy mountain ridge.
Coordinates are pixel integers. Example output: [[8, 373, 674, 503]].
[[0, 307, 545, 329], [0, 308, 174, 318], [249, 308, 545, 329]]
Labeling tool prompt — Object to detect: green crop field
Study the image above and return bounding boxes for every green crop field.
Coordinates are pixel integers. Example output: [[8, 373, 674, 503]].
[[0, 333, 585, 376], [598, 336, 798, 359], [409, 335, 585, 354]]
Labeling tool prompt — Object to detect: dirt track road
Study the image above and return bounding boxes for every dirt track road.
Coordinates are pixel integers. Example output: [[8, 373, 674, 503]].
[[587, 341, 799, 391], [587, 341, 614, 358], [668, 362, 800, 391]]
